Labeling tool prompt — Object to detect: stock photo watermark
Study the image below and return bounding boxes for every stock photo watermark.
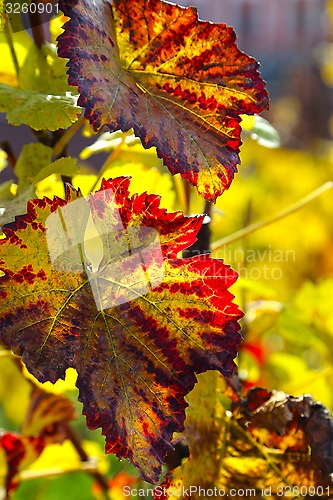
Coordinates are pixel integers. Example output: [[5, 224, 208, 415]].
[[190, 246, 296, 282], [123, 485, 331, 498], [3, 0, 60, 33]]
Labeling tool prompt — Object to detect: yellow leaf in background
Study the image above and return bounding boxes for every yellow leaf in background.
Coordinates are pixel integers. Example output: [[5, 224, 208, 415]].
[[27, 439, 109, 476], [22, 367, 78, 395], [0, 149, 7, 173], [49, 15, 70, 44], [101, 162, 175, 211], [0, 355, 31, 427], [0, 30, 33, 86], [72, 161, 176, 211], [0, 0, 5, 33], [27, 440, 82, 473], [35, 174, 65, 199]]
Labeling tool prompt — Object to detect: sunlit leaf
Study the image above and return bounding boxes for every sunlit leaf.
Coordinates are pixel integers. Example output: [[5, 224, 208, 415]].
[[19, 42, 78, 96], [0, 350, 32, 427], [0, 149, 7, 173], [33, 157, 79, 186], [0, 185, 34, 227], [0, 176, 243, 482], [0, 30, 33, 86], [57, 0, 268, 201], [0, 83, 81, 130], [241, 114, 280, 148], [80, 130, 140, 160]]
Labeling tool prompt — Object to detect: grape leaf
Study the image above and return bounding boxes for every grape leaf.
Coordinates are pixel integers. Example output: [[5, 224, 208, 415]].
[[57, 0, 268, 202], [0, 83, 81, 131], [0, 432, 45, 494], [159, 383, 333, 499], [0, 177, 243, 482]]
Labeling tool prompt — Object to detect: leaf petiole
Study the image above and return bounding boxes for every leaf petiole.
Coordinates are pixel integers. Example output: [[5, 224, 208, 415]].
[[53, 115, 86, 157], [3, 19, 19, 77]]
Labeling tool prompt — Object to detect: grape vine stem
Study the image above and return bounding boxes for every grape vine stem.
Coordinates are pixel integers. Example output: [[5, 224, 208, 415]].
[[211, 181, 333, 250]]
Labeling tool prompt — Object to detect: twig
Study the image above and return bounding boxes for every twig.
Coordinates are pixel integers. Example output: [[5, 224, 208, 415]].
[[53, 115, 85, 157], [28, 2, 47, 49], [65, 424, 111, 499], [3, 19, 20, 77], [19, 461, 101, 481], [211, 181, 333, 250]]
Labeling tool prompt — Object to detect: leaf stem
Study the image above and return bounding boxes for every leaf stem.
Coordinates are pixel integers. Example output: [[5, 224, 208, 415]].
[[173, 174, 188, 214], [3, 19, 20, 77], [28, 1, 47, 49], [18, 461, 101, 481], [65, 424, 111, 499], [211, 181, 333, 250], [53, 115, 85, 157]]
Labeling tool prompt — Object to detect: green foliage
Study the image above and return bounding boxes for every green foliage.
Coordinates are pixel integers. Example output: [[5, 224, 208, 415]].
[[0, 84, 81, 130]]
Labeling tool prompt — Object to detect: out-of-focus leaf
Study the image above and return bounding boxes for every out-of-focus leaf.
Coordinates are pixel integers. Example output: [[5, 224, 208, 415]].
[[22, 387, 76, 444], [0, 185, 34, 227], [50, 15, 70, 45], [22, 367, 78, 395], [58, 0, 268, 201], [0, 432, 45, 494], [80, 130, 140, 160], [158, 386, 333, 499], [0, 351, 32, 427], [0, 30, 33, 86], [0, 176, 243, 483], [241, 114, 280, 148], [15, 144, 53, 190], [0, 83, 81, 130], [92, 471, 137, 499], [0, 156, 77, 227], [0, 149, 7, 172], [19, 42, 78, 96], [33, 157, 79, 186], [81, 161, 176, 211]]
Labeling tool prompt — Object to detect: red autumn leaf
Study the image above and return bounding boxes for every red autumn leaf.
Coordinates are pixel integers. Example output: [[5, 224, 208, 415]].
[[0, 432, 45, 494], [22, 387, 76, 444], [0, 177, 243, 483], [57, 0, 268, 202]]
